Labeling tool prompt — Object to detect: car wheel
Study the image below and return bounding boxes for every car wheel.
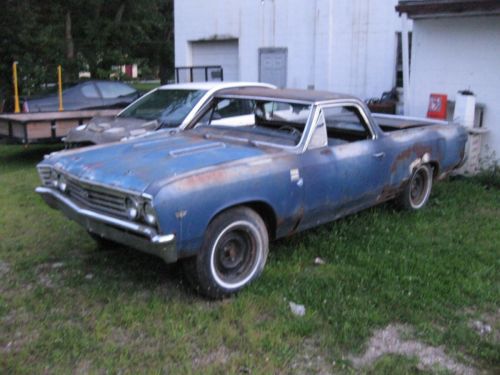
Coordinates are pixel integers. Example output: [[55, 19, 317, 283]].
[[183, 207, 269, 299], [397, 164, 433, 210]]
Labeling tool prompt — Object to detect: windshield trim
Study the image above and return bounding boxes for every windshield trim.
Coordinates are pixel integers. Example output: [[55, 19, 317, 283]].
[[188, 97, 317, 153]]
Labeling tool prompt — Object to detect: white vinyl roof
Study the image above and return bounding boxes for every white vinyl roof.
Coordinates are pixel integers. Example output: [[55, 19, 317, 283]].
[[157, 81, 275, 91]]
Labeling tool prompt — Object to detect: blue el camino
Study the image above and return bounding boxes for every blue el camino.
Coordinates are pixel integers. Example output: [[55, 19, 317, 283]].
[[36, 88, 467, 298]]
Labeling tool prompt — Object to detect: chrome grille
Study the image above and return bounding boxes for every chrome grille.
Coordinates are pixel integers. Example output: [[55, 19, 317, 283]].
[[38, 166, 53, 186], [66, 178, 128, 218]]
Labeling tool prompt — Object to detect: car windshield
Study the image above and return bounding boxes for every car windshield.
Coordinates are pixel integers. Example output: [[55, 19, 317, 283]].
[[119, 89, 207, 126], [27, 82, 80, 98], [193, 98, 312, 147]]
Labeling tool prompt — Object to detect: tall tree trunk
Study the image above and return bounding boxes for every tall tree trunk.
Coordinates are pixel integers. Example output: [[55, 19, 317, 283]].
[[65, 11, 74, 60], [115, 2, 126, 23], [159, 0, 174, 84], [158, 52, 170, 84], [65, 10, 77, 80], [159, 28, 172, 84]]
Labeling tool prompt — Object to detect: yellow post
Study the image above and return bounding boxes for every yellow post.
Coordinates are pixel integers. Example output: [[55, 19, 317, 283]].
[[12, 62, 20, 113], [57, 65, 64, 111]]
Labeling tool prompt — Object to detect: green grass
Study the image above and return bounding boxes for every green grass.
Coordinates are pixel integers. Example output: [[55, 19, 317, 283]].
[[130, 81, 161, 93], [1, 145, 499, 374]]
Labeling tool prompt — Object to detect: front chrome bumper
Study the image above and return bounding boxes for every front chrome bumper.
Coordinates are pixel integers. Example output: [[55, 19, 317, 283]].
[[35, 187, 177, 263]]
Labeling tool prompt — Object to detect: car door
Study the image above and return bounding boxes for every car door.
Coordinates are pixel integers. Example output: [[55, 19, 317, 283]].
[[299, 103, 391, 229]]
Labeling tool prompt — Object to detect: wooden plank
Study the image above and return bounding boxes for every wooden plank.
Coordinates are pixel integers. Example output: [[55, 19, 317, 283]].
[[56, 119, 81, 137], [0, 108, 121, 143], [26, 122, 53, 139], [0, 108, 120, 122], [12, 123, 26, 138], [0, 119, 9, 136]]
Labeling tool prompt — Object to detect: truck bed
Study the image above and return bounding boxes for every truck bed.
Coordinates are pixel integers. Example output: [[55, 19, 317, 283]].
[[372, 113, 449, 132]]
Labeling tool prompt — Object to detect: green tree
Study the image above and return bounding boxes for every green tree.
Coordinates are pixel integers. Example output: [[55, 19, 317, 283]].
[[0, 0, 174, 108]]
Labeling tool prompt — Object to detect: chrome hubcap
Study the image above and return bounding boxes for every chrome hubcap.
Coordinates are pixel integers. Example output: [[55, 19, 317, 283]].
[[215, 228, 256, 284], [410, 170, 427, 206]]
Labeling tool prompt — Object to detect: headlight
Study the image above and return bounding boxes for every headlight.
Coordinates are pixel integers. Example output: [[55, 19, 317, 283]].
[[143, 201, 157, 225], [58, 174, 67, 192], [51, 170, 59, 188], [125, 197, 140, 220]]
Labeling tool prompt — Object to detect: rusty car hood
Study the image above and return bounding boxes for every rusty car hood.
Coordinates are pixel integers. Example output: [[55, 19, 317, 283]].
[[44, 132, 275, 194], [64, 116, 159, 145]]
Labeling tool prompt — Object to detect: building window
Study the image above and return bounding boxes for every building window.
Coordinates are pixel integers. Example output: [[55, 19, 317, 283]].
[[396, 32, 412, 88]]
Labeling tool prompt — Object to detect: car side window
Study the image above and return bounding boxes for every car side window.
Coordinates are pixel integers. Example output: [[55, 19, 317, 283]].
[[323, 105, 372, 144], [212, 99, 255, 119], [81, 83, 100, 99], [97, 82, 136, 99], [198, 99, 256, 127]]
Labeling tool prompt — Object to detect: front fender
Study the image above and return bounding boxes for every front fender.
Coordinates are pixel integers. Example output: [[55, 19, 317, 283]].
[[152, 158, 303, 257]]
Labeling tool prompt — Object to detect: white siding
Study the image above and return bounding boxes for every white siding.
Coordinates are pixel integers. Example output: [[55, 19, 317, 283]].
[[409, 16, 500, 161], [174, 0, 407, 100], [174, 1, 241, 71]]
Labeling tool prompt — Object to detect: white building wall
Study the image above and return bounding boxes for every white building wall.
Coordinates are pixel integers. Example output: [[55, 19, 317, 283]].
[[175, 0, 407, 100], [409, 16, 500, 161], [174, 1, 241, 68]]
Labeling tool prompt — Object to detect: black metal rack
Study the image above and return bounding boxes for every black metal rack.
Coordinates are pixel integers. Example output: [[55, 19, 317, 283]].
[[174, 65, 224, 83]]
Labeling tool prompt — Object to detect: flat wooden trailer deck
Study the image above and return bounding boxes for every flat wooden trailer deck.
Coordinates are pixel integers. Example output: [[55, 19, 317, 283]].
[[0, 109, 120, 144]]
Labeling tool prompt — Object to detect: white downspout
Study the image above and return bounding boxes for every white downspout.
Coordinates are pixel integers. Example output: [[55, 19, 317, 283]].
[[327, 0, 334, 90], [309, 0, 319, 89], [401, 12, 411, 115]]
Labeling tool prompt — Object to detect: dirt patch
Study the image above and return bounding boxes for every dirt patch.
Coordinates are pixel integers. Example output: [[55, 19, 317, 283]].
[[74, 360, 93, 375], [349, 324, 476, 374], [192, 345, 234, 368], [35, 262, 61, 288], [0, 260, 9, 276], [106, 327, 162, 356], [0, 260, 11, 292], [469, 308, 500, 344], [289, 338, 333, 375], [1, 308, 32, 326], [108, 327, 135, 348], [34, 261, 71, 288], [1, 329, 40, 354]]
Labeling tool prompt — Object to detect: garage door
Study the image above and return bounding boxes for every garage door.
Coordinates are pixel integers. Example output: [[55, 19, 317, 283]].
[[191, 39, 239, 81]]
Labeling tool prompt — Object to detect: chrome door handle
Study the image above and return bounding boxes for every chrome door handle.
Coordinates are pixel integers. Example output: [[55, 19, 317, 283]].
[[373, 152, 385, 159]]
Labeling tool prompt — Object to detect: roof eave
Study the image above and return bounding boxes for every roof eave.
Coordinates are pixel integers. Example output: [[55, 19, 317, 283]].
[[396, 1, 500, 19]]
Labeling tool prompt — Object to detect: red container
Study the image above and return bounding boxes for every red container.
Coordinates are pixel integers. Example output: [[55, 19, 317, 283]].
[[427, 93, 447, 120]]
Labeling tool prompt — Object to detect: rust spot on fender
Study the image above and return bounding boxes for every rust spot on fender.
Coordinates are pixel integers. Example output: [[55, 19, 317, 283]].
[[391, 144, 432, 172], [320, 148, 333, 155], [175, 168, 233, 190], [376, 180, 406, 203], [83, 161, 104, 170]]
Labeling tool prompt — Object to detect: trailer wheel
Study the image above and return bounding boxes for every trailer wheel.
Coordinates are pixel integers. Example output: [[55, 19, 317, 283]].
[[183, 207, 269, 299], [397, 164, 433, 210]]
